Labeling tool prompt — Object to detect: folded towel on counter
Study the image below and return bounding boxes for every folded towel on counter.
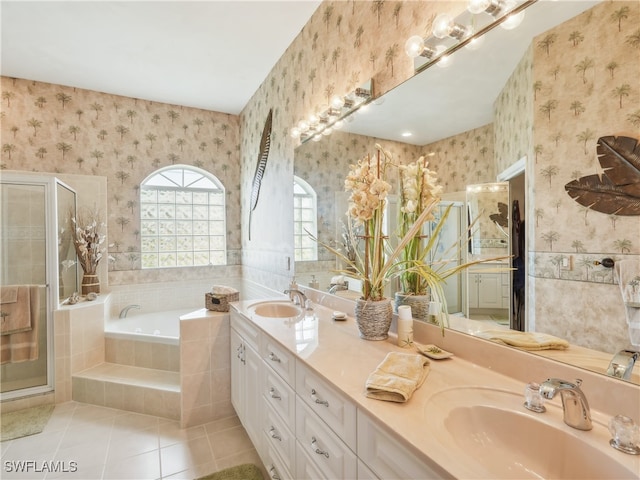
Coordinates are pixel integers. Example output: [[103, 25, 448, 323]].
[[1, 286, 19, 304], [1, 286, 36, 335], [1, 286, 40, 364], [475, 329, 569, 351], [365, 352, 430, 403]]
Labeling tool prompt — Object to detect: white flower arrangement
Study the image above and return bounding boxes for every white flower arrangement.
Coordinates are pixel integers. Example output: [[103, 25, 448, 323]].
[[70, 208, 106, 276], [398, 157, 443, 296]]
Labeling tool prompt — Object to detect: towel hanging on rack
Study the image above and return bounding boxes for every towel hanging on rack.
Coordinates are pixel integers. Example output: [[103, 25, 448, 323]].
[[0, 285, 41, 364], [1, 285, 35, 335]]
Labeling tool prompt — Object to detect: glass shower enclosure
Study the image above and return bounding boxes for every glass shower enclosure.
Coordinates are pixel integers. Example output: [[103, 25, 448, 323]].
[[0, 173, 77, 400]]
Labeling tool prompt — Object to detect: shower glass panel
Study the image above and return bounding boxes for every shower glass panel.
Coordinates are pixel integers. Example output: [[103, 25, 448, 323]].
[[57, 182, 77, 301], [0, 182, 48, 393]]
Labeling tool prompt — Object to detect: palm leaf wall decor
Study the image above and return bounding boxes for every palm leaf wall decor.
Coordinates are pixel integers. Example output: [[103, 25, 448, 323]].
[[248, 108, 273, 240], [565, 135, 640, 216]]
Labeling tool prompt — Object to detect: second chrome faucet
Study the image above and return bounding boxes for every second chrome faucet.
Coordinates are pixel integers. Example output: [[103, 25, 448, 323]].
[[539, 378, 592, 430]]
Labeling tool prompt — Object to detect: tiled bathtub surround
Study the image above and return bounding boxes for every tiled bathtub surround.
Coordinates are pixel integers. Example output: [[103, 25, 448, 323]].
[[107, 277, 245, 319], [105, 337, 180, 371]]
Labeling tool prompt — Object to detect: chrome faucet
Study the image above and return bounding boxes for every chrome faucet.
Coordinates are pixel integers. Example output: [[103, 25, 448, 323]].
[[284, 289, 307, 306], [119, 304, 141, 318], [539, 378, 592, 430], [607, 349, 639, 381], [328, 283, 348, 294]]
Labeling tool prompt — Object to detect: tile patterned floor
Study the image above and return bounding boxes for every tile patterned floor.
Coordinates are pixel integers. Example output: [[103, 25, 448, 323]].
[[1, 402, 263, 479]]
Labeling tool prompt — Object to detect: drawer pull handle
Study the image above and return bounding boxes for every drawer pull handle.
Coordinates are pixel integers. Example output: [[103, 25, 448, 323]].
[[269, 387, 281, 400], [269, 465, 281, 480], [311, 388, 329, 407], [269, 426, 282, 441], [311, 436, 329, 458], [268, 352, 281, 363]]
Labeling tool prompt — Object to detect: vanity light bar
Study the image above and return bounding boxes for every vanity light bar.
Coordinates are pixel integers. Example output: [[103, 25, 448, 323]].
[[291, 80, 373, 144], [407, 0, 534, 73]]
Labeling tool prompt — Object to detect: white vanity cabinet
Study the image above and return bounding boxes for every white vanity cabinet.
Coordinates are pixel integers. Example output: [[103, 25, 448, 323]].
[[357, 410, 447, 479], [231, 309, 445, 480], [468, 270, 502, 309], [295, 362, 357, 479], [230, 315, 263, 452], [260, 333, 297, 479]]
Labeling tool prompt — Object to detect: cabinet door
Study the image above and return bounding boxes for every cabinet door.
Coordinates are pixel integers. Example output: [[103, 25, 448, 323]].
[[357, 410, 447, 480], [244, 341, 263, 450], [230, 328, 244, 417], [468, 273, 480, 309], [477, 273, 501, 308]]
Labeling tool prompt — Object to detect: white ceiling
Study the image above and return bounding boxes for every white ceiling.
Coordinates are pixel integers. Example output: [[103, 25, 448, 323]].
[[1, 1, 321, 114]]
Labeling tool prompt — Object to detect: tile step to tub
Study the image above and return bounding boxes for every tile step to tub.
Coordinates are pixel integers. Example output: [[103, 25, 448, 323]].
[[72, 363, 180, 420], [73, 362, 180, 391]]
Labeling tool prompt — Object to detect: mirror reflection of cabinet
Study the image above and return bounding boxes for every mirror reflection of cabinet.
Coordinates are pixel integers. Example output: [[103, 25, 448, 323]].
[[466, 182, 510, 324]]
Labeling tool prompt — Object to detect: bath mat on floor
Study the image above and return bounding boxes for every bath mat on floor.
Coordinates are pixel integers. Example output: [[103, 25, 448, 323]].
[[196, 463, 263, 480], [1, 404, 54, 442]]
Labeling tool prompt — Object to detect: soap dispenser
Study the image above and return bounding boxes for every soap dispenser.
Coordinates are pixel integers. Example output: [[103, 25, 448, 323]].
[[309, 275, 319, 290]]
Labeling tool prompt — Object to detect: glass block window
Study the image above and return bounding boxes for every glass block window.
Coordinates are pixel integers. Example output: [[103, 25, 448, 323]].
[[293, 176, 317, 262], [140, 165, 226, 269]]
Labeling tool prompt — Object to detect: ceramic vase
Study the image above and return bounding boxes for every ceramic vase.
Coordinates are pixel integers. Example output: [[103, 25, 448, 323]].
[[355, 297, 393, 341], [394, 292, 430, 321]]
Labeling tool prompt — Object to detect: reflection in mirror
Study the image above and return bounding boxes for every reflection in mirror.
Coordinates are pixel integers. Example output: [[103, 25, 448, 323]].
[[466, 182, 509, 258], [293, 0, 640, 384], [465, 182, 510, 325]]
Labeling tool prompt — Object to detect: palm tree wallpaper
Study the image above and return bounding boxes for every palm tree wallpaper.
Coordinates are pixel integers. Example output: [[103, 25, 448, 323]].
[[1, 0, 638, 351], [1, 77, 241, 282]]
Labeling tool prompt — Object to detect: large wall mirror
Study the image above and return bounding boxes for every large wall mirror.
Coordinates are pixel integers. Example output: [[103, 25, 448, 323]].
[[294, 0, 640, 384]]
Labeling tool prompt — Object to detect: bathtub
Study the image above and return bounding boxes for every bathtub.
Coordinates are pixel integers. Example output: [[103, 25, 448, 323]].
[[105, 308, 195, 346]]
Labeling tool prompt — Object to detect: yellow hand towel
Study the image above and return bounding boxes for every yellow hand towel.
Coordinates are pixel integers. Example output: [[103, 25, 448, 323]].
[[476, 329, 569, 351], [365, 352, 430, 403]]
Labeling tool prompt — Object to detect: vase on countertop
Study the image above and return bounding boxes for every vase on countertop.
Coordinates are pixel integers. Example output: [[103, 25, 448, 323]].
[[81, 273, 100, 295], [394, 291, 430, 321], [355, 297, 393, 341]]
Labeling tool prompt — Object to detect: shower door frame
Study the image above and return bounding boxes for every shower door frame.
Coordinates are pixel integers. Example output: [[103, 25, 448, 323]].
[[0, 173, 75, 401]]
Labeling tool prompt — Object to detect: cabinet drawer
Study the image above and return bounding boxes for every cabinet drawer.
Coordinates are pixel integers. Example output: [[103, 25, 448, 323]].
[[230, 311, 260, 351], [263, 365, 296, 426], [295, 362, 357, 449], [262, 335, 296, 386], [295, 441, 330, 480], [265, 443, 294, 480], [357, 410, 446, 480], [263, 403, 295, 473], [295, 399, 357, 480]]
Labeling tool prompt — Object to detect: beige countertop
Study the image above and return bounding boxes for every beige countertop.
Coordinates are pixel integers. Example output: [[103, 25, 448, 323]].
[[232, 297, 640, 479]]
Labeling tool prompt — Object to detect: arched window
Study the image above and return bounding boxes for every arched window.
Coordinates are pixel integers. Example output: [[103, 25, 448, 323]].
[[140, 165, 226, 268], [293, 176, 317, 262]]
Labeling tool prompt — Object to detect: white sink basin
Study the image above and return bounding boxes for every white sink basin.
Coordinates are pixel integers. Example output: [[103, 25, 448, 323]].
[[248, 301, 302, 318], [426, 387, 637, 479]]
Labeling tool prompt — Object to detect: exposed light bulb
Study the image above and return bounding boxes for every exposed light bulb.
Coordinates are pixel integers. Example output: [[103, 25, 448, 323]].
[[290, 127, 301, 139], [404, 35, 425, 58], [297, 120, 309, 132], [312, 134, 322, 142], [333, 120, 344, 129], [330, 95, 344, 109], [432, 13, 454, 39], [500, 0, 524, 30], [322, 127, 332, 136], [500, 9, 525, 30], [308, 114, 319, 126], [467, 0, 491, 14]]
